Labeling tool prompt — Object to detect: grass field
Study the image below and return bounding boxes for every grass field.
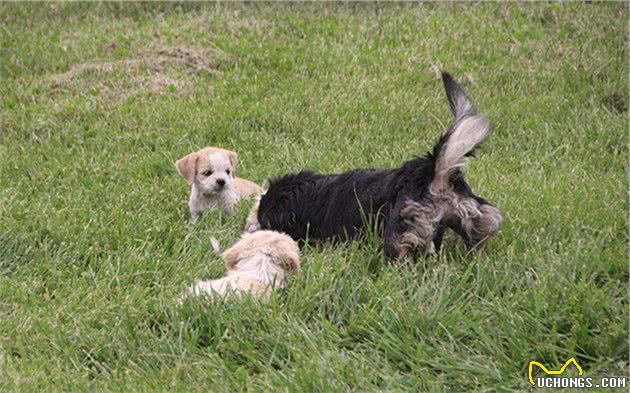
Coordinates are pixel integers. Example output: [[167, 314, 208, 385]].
[[0, 2, 628, 392]]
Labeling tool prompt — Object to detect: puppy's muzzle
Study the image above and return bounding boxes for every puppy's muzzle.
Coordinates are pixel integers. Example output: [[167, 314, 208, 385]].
[[216, 179, 226, 188]]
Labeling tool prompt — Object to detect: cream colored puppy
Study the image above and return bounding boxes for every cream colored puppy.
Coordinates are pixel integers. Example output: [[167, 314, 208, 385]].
[[186, 231, 300, 301], [175, 147, 262, 223]]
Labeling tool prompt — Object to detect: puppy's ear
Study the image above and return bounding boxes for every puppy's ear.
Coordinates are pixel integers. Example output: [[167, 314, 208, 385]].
[[280, 250, 300, 274], [175, 152, 199, 185], [222, 246, 241, 271], [227, 151, 238, 176]]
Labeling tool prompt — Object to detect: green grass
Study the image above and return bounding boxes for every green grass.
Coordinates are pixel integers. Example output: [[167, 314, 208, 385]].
[[0, 2, 628, 392]]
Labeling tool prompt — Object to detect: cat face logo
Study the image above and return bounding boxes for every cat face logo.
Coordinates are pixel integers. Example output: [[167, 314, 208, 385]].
[[528, 357, 584, 385]]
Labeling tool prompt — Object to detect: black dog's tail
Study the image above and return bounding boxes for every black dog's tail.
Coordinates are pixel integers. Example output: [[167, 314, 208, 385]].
[[431, 73, 492, 192]]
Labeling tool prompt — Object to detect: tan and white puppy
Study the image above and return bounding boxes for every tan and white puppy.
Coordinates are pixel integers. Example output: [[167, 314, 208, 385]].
[[186, 230, 300, 301], [175, 147, 262, 223]]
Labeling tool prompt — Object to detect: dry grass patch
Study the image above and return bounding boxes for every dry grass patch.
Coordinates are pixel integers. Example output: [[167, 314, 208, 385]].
[[50, 45, 225, 101]]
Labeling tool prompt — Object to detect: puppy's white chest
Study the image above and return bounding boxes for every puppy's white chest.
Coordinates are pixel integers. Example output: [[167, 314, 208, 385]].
[[189, 184, 240, 222]]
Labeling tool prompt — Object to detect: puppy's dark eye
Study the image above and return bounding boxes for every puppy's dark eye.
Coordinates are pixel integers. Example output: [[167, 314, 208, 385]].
[[226, 169, 231, 175], [202, 170, 213, 176]]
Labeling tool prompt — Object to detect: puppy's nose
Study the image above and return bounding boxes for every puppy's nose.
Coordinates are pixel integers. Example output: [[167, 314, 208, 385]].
[[216, 179, 226, 187]]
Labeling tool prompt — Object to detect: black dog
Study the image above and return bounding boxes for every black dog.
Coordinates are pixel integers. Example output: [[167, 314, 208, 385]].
[[248, 73, 502, 260]]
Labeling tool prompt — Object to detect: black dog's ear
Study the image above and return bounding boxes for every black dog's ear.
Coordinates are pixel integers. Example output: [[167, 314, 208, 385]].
[[441, 72, 476, 123]]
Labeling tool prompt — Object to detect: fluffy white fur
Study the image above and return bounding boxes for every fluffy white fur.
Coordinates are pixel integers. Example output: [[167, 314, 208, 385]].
[[184, 230, 300, 301], [175, 146, 262, 223]]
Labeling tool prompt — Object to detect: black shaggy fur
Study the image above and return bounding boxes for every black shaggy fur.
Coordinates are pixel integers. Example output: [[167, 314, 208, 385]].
[[257, 73, 502, 260]]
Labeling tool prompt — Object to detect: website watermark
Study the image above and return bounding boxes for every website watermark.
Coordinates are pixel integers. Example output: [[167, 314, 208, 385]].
[[529, 357, 628, 389]]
